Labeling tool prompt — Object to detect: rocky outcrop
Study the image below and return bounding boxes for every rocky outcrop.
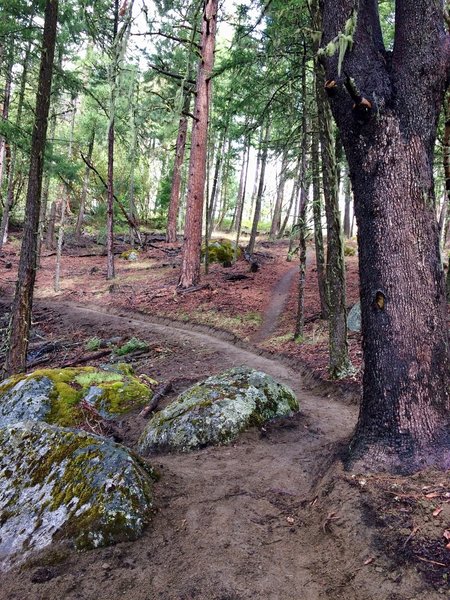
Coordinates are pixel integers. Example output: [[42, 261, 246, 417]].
[[138, 367, 298, 454], [0, 421, 156, 571]]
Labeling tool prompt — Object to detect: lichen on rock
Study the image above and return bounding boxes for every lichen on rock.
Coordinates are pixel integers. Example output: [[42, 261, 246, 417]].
[[0, 365, 152, 428], [138, 366, 298, 454], [0, 421, 156, 572]]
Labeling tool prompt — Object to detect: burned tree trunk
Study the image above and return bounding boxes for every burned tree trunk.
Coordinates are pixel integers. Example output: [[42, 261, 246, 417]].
[[321, 0, 450, 472]]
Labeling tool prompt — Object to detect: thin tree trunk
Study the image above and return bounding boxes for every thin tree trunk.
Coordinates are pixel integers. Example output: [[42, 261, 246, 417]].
[[106, 0, 119, 280], [249, 128, 263, 220], [343, 165, 352, 239], [54, 100, 76, 292], [234, 139, 250, 262], [4, 0, 59, 376], [316, 68, 352, 378], [179, 0, 218, 289], [0, 43, 32, 249], [46, 201, 57, 250], [295, 189, 310, 339], [247, 121, 270, 256], [269, 152, 288, 239], [166, 90, 191, 243], [0, 55, 12, 192], [311, 128, 328, 319], [216, 137, 232, 229], [279, 154, 301, 238], [75, 128, 95, 238]]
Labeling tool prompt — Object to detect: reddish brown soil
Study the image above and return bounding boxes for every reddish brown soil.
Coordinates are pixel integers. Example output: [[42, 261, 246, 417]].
[[0, 235, 448, 599]]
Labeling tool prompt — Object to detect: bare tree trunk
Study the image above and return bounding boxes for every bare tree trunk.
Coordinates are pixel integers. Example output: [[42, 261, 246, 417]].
[[247, 121, 270, 256], [234, 141, 250, 262], [46, 201, 57, 250], [269, 152, 288, 239], [75, 128, 95, 238], [216, 137, 232, 229], [279, 154, 301, 239], [311, 130, 328, 320], [179, 0, 218, 289], [0, 42, 32, 249], [4, 0, 59, 376], [166, 90, 190, 243], [316, 65, 351, 379], [249, 128, 263, 220], [54, 100, 76, 292], [343, 165, 352, 239], [0, 55, 12, 192]]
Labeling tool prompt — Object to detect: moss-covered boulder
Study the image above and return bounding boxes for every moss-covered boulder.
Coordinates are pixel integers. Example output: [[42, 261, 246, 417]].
[[138, 366, 298, 454], [0, 365, 153, 428], [201, 240, 240, 264], [0, 421, 156, 571]]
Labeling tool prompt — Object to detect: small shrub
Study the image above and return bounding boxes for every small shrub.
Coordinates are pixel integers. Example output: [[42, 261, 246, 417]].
[[344, 245, 356, 257], [85, 337, 102, 351], [116, 337, 149, 356]]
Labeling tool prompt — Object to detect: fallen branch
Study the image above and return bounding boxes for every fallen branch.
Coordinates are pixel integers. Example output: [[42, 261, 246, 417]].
[[139, 381, 173, 418], [60, 348, 112, 367], [177, 283, 211, 294]]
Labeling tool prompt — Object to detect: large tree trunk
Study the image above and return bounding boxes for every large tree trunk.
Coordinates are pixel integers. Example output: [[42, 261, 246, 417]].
[[321, 0, 450, 472], [179, 0, 218, 289], [4, 0, 58, 376]]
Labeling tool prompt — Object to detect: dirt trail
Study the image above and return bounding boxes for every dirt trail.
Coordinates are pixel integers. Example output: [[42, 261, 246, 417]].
[[1, 301, 438, 600], [252, 266, 298, 343]]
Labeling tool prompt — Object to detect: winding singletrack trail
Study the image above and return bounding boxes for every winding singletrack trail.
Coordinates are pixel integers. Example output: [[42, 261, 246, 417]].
[[1, 300, 438, 600]]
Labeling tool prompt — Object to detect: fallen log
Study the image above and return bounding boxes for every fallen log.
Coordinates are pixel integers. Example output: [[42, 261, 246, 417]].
[[139, 381, 173, 418]]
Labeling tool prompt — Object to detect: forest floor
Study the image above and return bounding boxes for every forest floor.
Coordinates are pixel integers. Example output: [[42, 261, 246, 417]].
[[0, 232, 449, 600]]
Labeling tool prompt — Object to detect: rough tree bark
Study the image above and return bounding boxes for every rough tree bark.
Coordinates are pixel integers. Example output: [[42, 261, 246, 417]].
[[4, 0, 59, 376], [321, 0, 450, 472], [179, 0, 218, 288], [343, 165, 352, 239]]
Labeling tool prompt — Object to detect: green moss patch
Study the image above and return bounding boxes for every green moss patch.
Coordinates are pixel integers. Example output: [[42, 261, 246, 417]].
[[0, 365, 153, 428], [0, 421, 156, 571]]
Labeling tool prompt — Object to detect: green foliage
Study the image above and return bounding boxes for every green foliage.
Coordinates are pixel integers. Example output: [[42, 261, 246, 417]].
[[85, 337, 102, 351], [115, 338, 150, 356]]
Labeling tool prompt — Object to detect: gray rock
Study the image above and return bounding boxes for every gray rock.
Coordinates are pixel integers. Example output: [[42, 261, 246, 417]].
[[0, 421, 155, 571], [0, 366, 152, 427], [347, 301, 361, 332], [0, 377, 53, 427], [138, 366, 298, 454]]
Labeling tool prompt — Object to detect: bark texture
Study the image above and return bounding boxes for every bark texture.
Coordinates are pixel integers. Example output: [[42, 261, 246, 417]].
[[321, 0, 450, 472], [179, 0, 218, 288], [4, 0, 58, 376]]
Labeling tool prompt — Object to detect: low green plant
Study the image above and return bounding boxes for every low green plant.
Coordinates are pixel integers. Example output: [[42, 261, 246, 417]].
[[85, 337, 102, 351], [115, 337, 149, 356]]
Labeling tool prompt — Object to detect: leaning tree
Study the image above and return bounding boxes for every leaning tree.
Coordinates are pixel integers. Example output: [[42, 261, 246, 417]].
[[319, 0, 450, 472]]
